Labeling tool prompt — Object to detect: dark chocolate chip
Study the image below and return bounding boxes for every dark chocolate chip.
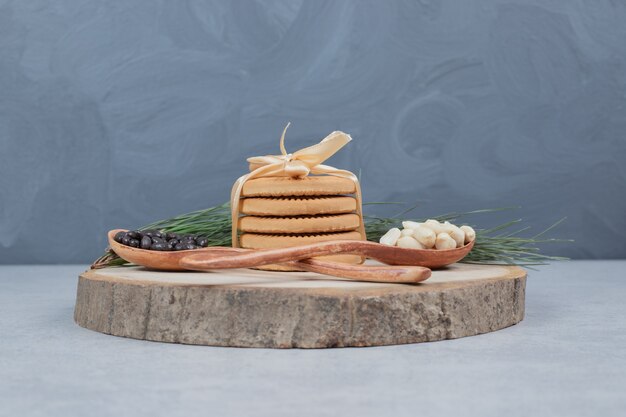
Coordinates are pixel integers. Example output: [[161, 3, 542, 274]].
[[140, 236, 152, 249]]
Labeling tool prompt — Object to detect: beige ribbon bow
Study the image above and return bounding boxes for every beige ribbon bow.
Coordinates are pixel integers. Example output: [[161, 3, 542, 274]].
[[230, 124, 365, 247]]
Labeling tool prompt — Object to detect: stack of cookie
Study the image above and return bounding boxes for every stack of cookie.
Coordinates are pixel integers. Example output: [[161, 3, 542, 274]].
[[237, 176, 365, 271]]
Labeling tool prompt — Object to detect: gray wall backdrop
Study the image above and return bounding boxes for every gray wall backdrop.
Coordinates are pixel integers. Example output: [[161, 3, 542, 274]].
[[1, 0, 625, 264]]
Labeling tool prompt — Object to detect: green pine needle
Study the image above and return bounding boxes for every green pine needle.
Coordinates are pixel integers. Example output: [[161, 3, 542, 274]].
[[91, 203, 569, 269]]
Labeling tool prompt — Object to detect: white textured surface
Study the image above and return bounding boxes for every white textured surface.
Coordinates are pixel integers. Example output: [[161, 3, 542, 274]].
[[92, 262, 510, 288], [1, 261, 625, 417]]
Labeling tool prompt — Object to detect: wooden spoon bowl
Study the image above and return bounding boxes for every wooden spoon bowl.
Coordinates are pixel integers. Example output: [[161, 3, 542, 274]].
[[107, 229, 239, 271], [362, 239, 475, 268]]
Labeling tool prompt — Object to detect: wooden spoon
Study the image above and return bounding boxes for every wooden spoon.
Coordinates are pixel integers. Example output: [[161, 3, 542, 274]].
[[106, 230, 431, 284], [181, 239, 475, 270], [107, 230, 237, 271]]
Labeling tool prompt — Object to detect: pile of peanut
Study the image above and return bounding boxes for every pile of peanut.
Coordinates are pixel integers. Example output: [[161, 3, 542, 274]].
[[379, 220, 475, 250]]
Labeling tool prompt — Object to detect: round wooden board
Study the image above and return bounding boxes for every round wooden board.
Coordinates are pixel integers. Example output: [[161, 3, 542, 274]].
[[74, 263, 526, 348]]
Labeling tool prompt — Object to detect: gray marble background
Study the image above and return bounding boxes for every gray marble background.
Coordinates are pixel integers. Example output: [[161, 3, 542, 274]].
[[1, 0, 625, 263]]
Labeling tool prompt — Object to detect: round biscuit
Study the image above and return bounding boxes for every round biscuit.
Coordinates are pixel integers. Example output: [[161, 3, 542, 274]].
[[239, 196, 357, 216], [239, 230, 363, 249], [240, 231, 364, 272], [239, 214, 360, 234], [241, 176, 356, 197]]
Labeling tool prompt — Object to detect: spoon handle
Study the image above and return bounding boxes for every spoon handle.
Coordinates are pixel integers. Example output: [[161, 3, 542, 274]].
[[181, 240, 391, 269], [180, 254, 430, 284], [290, 259, 430, 283]]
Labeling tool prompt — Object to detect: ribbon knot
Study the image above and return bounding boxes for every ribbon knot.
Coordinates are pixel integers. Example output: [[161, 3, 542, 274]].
[[230, 123, 365, 247]]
